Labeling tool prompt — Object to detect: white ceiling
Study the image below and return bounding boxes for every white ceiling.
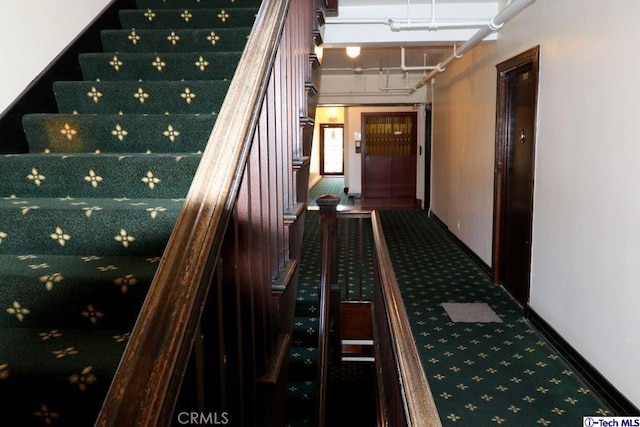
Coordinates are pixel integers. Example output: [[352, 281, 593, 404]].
[[320, 0, 500, 73], [340, 0, 496, 5]]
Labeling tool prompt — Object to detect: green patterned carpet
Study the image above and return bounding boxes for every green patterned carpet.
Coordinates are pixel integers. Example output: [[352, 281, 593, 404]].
[[308, 177, 354, 207], [284, 209, 375, 425], [0, 0, 259, 424], [378, 210, 614, 426]]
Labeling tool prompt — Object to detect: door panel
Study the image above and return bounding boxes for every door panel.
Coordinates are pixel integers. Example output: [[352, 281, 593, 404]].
[[364, 155, 391, 198]]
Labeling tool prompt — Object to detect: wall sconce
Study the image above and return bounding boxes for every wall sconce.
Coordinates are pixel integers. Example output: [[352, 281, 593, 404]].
[[346, 46, 361, 58]]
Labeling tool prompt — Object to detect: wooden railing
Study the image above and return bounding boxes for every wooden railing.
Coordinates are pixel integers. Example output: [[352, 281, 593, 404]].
[[338, 210, 374, 302], [370, 211, 442, 427], [97, 0, 321, 425], [316, 195, 341, 425], [315, 199, 441, 425]]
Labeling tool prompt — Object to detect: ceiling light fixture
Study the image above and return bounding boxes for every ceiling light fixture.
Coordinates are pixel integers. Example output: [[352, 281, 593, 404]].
[[346, 46, 361, 58]]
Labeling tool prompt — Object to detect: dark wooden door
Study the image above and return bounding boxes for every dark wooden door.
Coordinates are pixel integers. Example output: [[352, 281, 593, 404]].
[[362, 113, 417, 208], [493, 47, 539, 307], [503, 66, 536, 305]]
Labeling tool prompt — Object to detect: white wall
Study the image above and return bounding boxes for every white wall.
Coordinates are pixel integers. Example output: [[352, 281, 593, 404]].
[[0, 0, 112, 114], [432, 0, 640, 407]]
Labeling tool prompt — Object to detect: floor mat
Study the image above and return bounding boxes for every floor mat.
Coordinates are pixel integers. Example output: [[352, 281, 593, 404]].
[[441, 302, 503, 323]]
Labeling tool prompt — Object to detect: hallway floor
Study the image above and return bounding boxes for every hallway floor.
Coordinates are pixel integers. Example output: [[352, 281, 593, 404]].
[[308, 176, 354, 208], [299, 187, 616, 424], [378, 210, 615, 425]]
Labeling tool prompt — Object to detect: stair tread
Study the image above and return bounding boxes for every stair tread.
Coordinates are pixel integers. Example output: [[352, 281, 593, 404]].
[[23, 113, 216, 153], [53, 80, 230, 114], [0, 252, 156, 329], [135, 0, 263, 9], [283, 380, 317, 426], [0, 0, 263, 422], [119, 8, 259, 30], [0, 152, 201, 199], [0, 196, 184, 256], [0, 253, 158, 330], [0, 327, 131, 425], [79, 51, 242, 81], [100, 27, 253, 53]]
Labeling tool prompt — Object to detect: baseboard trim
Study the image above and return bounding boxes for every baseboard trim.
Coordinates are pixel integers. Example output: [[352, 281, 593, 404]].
[[429, 212, 492, 278], [527, 308, 640, 416]]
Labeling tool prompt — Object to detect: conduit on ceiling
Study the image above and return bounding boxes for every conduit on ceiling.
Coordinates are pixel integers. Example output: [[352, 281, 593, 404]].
[[322, 0, 536, 95], [409, 0, 536, 94]]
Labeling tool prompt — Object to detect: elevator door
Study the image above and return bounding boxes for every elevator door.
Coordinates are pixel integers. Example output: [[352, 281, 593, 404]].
[[362, 112, 417, 208]]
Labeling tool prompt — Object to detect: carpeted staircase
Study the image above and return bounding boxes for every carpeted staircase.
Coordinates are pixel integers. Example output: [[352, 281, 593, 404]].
[[0, 0, 260, 424], [284, 211, 321, 425], [284, 208, 376, 426]]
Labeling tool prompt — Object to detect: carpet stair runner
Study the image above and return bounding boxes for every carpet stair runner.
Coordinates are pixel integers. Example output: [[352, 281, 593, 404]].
[[0, 0, 260, 424], [284, 211, 321, 426]]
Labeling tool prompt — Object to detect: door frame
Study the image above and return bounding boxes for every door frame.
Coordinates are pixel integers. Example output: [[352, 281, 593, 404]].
[[492, 46, 540, 299], [424, 103, 432, 211]]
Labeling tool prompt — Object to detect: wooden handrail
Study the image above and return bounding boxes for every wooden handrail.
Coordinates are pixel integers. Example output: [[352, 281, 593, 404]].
[[317, 226, 332, 427], [370, 211, 442, 427], [96, 0, 293, 424], [317, 194, 340, 426]]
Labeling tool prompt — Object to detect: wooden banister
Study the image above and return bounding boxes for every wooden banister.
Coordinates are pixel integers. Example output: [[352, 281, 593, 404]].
[[317, 194, 340, 426], [96, 0, 320, 424], [370, 211, 442, 427]]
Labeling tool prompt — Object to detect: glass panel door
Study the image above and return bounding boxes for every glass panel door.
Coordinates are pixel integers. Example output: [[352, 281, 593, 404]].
[[320, 124, 344, 175]]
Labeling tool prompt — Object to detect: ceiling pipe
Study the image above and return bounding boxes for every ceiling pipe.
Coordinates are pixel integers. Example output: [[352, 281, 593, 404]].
[[388, 18, 490, 31], [408, 0, 536, 94], [379, 70, 414, 93], [322, 67, 404, 73], [401, 47, 438, 72], [325, 17, 491, 30], [389, 0, 489, 31]]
